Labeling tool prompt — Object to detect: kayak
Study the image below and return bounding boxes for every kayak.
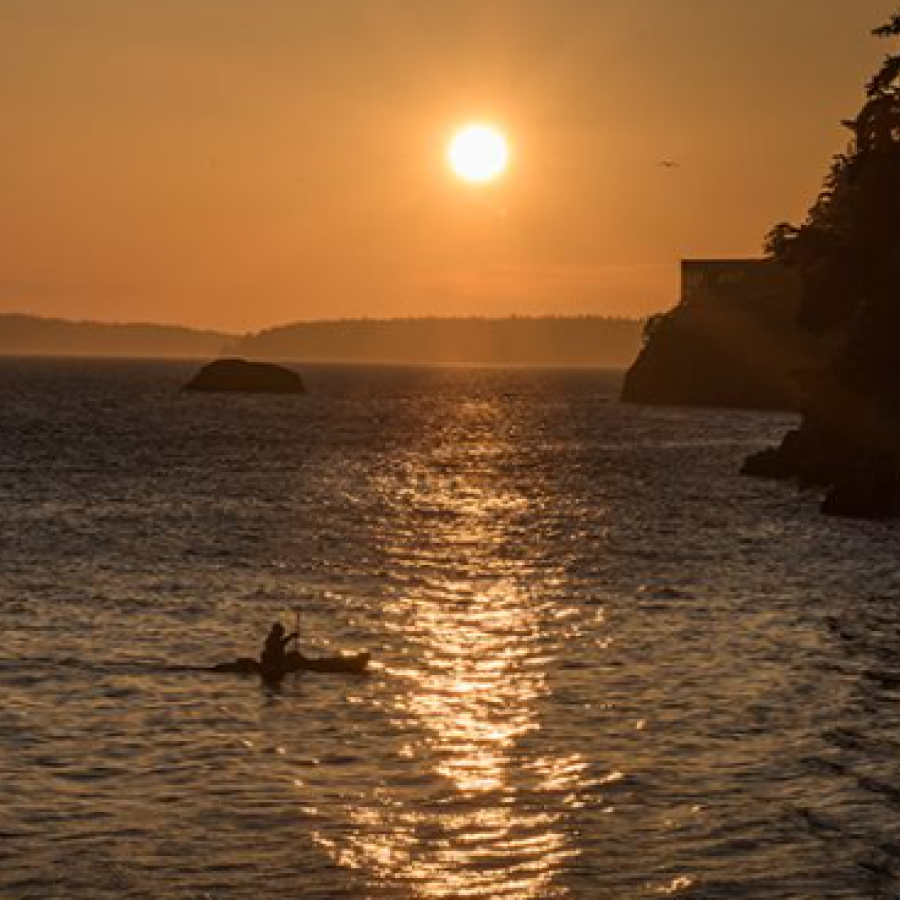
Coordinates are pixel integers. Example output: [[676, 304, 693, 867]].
[[296, 653, 370, 674], [211, 650, 370, 677]]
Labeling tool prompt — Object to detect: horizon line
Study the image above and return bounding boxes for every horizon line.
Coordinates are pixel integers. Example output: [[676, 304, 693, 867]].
[[0, 309, 651, 337]]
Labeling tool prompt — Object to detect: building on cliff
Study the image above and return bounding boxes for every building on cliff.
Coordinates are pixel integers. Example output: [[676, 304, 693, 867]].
[[621, 259, 816, 410], [681, 260, 799, 309]]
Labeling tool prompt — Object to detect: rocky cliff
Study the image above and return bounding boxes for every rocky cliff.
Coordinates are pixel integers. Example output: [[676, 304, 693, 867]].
[[622, 260, 817, 410]]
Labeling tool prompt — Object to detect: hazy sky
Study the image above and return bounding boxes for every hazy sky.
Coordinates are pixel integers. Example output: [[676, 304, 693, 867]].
[[1, 0, 897, 331]]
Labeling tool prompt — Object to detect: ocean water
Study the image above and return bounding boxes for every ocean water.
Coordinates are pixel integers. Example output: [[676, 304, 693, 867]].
[[2, 359, 900, 899]]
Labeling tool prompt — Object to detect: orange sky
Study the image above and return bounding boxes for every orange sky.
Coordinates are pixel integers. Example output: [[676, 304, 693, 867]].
[[1, 0, 897, 331]]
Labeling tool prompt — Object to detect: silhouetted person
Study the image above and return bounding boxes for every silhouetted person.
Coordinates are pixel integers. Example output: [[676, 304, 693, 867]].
[[260, 622, 297, 680]]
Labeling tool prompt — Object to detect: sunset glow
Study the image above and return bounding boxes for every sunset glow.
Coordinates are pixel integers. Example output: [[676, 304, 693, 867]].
[[0, 2, 892, 330]]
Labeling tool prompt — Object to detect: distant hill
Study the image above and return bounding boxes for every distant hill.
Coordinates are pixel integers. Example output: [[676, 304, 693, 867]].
[[234, 317, 643, 369], [0, 313, 645, 368], [0, 314, 232, 358]]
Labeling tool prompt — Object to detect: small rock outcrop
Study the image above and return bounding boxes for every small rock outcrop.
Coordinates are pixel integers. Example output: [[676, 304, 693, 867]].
[[183, 358, 305, 394]]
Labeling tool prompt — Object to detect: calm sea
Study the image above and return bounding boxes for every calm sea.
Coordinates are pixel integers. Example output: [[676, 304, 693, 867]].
[[2, 358, 900, 899]]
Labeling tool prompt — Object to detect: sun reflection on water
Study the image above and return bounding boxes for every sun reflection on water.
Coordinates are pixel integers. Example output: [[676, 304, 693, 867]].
[[312, 400, 587, 898]]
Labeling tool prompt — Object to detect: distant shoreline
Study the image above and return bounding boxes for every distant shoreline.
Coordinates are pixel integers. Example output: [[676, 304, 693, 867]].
[[0, 353, 630, 374], [0, 313, 645, 370]]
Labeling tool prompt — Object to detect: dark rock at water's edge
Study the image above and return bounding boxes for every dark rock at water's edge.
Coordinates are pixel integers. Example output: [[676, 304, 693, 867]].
[[744, 433, 900, 519], [183, 358, 305, 394], [742, 383, 900, 519], [821, 473, 900, 518], [622, 260, 819, 411], [742, 430, 806, 479]]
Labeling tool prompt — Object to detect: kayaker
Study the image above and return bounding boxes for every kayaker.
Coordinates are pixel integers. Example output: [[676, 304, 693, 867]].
[[260, 622, 297, 676]]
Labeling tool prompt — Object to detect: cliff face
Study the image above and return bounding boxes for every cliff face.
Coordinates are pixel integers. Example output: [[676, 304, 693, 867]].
[[622, 260, 817, 410]]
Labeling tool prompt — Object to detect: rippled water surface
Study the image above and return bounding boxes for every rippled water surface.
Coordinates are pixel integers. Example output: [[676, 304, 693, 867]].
[[3, 359, 900, 899]]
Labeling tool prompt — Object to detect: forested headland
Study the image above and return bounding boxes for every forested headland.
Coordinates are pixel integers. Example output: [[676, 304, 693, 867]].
[[743, 8, 900, 517]]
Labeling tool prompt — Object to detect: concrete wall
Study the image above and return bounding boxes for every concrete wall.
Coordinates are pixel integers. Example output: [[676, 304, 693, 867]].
[[681, 260, 801, 310]]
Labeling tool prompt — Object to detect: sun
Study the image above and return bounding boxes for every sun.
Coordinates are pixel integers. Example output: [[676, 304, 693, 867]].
[[447, 124, 510, 184]]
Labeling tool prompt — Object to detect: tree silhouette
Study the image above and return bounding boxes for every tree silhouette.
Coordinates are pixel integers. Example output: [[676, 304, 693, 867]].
[[746, 6, 900, 515]]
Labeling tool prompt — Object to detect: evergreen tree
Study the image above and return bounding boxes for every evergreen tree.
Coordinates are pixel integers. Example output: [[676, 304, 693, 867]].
[[747, 6, 900, 515], [768, 8, 900, 336]]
